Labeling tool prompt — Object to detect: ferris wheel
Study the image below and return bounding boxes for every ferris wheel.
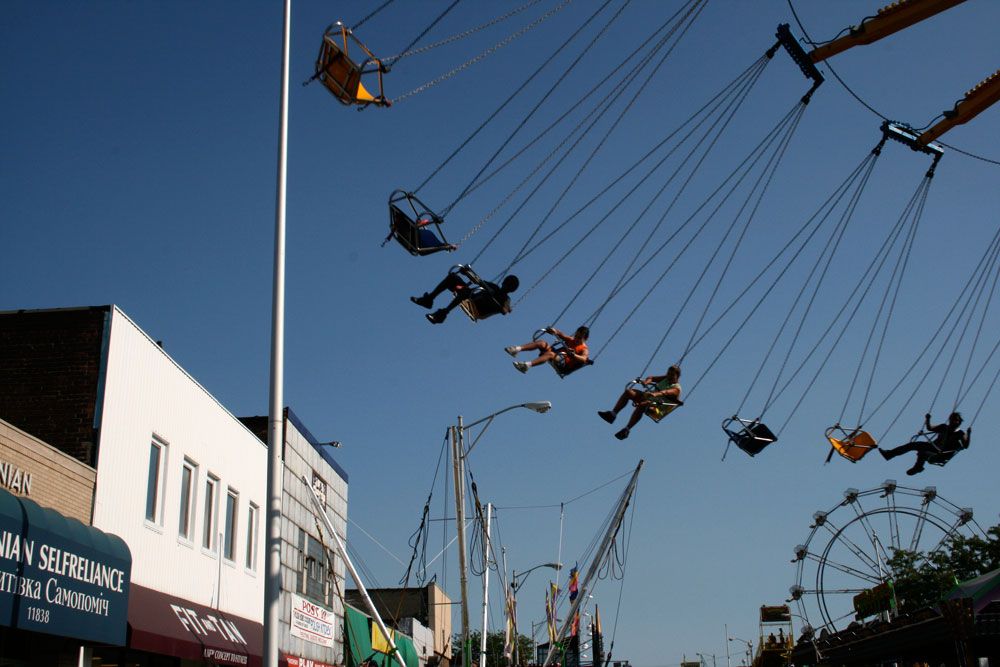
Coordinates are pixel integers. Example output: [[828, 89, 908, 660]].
[[788, 481, 984, 634]]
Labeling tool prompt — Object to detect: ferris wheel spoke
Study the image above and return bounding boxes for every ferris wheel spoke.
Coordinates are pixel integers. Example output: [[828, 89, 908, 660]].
[[820, 522, 882, 576], [813, 554, 882, 585], [885, 494, 901, 552], [855, 512, 893, 571], [816, 588, 870, 595], [907, 503, 932, 552], [925, 515, 963, 557], [830, 608, 859, 625]]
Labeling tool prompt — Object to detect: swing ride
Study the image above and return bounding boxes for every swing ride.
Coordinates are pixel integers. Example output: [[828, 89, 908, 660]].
[[294, 2, 1000, 665]]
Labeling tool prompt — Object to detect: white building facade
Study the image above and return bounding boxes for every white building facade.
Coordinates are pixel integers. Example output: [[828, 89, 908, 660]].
[[91, 306, 267, 621]]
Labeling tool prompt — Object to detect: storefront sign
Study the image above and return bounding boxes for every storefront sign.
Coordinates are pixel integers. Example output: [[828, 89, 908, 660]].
[[0, 488, 131, 644], [0, 461, 32, 496], [286, 655, 340, 667], [290, 592, 336, 648], [129, 584, 263, 667]]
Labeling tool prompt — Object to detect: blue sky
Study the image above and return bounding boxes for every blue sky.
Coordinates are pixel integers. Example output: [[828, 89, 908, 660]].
[[3, 2, 999, 666]]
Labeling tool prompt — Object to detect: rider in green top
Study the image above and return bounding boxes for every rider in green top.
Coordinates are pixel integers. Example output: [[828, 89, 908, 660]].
[[598, 365, 682, 440]]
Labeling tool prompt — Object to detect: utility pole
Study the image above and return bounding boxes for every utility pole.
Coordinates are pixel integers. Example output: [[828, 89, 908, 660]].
[[452, 421, 471, 667]]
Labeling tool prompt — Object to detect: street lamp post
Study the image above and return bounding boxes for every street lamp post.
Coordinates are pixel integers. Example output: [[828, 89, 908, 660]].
[[729, 637, 753, 667], [453, 402, 552, 667], [510, 562, 561, 666], [696, 653, 718, 667]]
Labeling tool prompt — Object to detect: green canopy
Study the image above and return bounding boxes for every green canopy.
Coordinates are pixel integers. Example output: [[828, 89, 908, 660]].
[[344, 605, 418, 667]]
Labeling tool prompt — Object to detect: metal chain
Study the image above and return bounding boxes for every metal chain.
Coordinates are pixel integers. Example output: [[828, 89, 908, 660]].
[[391, 0, 573, 104], [385, 0, 544, 64]]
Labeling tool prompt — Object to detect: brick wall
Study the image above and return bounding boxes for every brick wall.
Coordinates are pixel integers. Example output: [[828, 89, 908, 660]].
[[0, 418, 96, 523], [0, 307, 108, 466]]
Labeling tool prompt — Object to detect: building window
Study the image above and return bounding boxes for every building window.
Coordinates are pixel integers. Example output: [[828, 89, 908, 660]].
[[300, 532, 331, 606], [145, 437, 167, 524], [203, 474, 219, 551], [224, 489, 238, 561], [178, 459, 197, 540], [245, 503, 259, 571]]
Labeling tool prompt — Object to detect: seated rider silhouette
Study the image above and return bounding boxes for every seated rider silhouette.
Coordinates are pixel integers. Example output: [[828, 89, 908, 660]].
[[598, 364, 682, 440], [505, 326, 590, 374], [411, 265, 519, 324], [880, 411, 970, 475]]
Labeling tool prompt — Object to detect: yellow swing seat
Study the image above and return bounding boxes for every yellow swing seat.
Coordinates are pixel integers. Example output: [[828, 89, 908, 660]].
[[626, 379, 683, 423], [315, 23, 389, 107], [825, 424, 877, 463]]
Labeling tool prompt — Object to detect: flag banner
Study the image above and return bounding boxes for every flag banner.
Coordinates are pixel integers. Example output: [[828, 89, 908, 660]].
[[504, 590, 517, 660], [568, 564, 579, 601], [546, 582, 558, 644]]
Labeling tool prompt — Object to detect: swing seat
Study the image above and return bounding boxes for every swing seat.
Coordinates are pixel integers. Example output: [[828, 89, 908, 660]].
[[531, 329, 593, 379], [722, 416, 777, 456], [909, 430, 963, 467], [627, 379, 682, 423], [315, 24, 389, 107], [386, 191, 456, 256], [825, 425, 877, 463], [451, 265, 510, 322]]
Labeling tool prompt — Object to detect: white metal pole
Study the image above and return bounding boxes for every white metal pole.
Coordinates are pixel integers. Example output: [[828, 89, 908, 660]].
[[453, 420, 471, 667], [264, 1, 290, 665], [480, 503, 493, 667], [303, 477, 407, 667]]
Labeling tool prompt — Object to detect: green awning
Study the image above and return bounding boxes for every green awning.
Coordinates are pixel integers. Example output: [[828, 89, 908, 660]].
[[344, 605, 418, 667], [0, 488, 132, 644]]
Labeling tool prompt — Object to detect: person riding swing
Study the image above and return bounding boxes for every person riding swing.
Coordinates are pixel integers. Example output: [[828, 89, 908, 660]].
[[505, 326, 590, 374], [598, 364, 682, 440], [411, 265, 519, 324], [879, 411, 971, 475]]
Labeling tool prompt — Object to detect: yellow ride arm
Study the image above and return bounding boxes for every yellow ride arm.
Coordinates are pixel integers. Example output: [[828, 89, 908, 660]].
[[808, 0, 967, 64]]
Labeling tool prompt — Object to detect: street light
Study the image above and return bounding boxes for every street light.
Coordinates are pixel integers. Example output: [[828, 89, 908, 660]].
[[452, 402, 552, 667], [729, 637, 753, 667], [510, 562, 561, 666], [512, 562, 562, 593], [696, 653, 718, 667]]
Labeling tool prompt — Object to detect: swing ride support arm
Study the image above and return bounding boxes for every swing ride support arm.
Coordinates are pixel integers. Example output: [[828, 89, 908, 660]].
[[918, 69, 1000, 145], [542, 461, 644, 667], [807, 0, 968, 64], [774, 24, 824, 102], [881, 121, 944, 174]]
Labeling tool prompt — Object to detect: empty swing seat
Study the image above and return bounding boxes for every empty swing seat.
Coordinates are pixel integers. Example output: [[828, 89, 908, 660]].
[[386, 190, 456, 256], [315, 24, 389, 107], [722, 416, 777, 456], [825, 425, 877, 463]]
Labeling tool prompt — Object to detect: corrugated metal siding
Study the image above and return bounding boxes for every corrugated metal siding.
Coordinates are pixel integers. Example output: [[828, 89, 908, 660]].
[[91, 306, 266, 621], [279, 418, 349, 664]]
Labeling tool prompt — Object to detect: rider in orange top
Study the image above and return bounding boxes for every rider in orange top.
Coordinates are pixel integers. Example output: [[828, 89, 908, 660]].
[[506, 326, 590, 374]]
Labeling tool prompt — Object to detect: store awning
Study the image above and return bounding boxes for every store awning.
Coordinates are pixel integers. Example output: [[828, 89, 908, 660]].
[[0, 488, 131, 645], [128, 584, 263, 667]]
